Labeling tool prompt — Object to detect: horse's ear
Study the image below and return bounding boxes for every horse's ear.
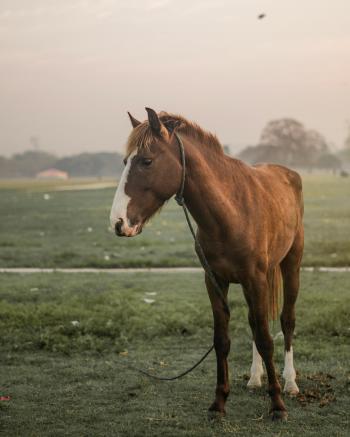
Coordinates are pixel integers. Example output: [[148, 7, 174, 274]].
[[127, 112, 141, 128], [145, 107, 162, 134]]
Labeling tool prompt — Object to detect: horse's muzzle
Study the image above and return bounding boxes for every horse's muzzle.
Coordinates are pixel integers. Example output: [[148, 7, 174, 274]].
[[114, 218, 142, 237]]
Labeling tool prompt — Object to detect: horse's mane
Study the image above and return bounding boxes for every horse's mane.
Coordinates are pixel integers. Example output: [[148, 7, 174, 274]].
[[126, 112, 223, 156]]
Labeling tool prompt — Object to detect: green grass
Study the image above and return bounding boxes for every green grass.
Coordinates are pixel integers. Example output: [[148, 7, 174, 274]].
[[1, 174, 348, 435], [0, 271, 349, 436], [302, 174, 350, 266], [0, 183, 197, 268], [0, 174, 349, 268]]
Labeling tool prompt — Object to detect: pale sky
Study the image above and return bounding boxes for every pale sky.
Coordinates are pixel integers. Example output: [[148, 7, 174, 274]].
[[1, 0, 349, 157]]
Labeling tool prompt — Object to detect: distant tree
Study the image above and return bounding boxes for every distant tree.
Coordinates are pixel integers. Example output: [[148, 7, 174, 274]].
[[344, 122, 350, 150], [11, 151, 57, 177], [337, 122, 350, 165], [0, 150, 124, 179], [316, 153, 341, 172], [260, 119, 306, 152], [55, 152, 124, 178], [0, 157, 16, 178], [237, 118, 330, 168], [304, 129, 328, 153]]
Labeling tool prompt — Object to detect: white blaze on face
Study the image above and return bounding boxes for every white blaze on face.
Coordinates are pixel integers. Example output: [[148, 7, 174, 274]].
[[110, 151, 136, 234]]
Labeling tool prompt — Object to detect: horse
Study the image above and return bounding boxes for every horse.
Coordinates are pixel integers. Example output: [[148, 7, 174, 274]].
[[110, 108, 304, 421]]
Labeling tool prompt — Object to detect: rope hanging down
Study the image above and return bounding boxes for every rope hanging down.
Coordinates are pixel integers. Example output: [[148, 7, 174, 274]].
[[133, 132, 230, 381], [174, 132, 230, 316]]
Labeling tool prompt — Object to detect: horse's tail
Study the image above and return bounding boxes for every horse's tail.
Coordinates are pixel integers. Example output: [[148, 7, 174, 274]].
[[267, 265, 283, 321]]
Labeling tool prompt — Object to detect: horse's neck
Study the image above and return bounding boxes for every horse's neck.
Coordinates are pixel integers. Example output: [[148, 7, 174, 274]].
[[181, 139, 239, 233]]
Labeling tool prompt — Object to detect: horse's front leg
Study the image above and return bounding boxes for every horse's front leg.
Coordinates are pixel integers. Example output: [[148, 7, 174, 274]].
[[205, 273, 230, 416]]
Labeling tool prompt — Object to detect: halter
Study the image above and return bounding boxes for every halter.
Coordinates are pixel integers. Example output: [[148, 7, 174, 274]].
[[174, 131, 186, 207]]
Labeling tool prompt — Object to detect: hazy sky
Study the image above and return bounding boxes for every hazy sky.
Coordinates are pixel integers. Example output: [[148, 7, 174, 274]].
[[1, 0, 349, 157]]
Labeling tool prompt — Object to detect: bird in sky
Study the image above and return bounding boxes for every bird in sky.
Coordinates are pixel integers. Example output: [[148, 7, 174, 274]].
[[258, 13, 266, 20]]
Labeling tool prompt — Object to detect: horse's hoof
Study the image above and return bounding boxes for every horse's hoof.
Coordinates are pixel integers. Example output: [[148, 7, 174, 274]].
[[207, 409, 225, 420], [271, 410, 288, 422], [208, 403, 226, 420], [247, 378, 262, 389], [284, 381, 299, 396]]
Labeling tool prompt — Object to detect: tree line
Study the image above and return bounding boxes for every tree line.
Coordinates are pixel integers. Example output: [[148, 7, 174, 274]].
[[1, 119, 349, 178], [238, 118, 350, 172], [0, 151, 124, 178]]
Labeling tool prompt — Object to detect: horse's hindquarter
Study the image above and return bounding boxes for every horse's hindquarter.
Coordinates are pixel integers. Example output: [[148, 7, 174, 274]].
[[250, 164, 304, 265], [198, 161, 304, 281], [253, 163, 304, 229]]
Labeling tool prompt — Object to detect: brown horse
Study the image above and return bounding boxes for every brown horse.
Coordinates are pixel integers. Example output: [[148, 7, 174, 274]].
[[110, 108, 304, 420]]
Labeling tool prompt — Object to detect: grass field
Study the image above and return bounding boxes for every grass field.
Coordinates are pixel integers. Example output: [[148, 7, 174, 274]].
[[0, 271, 349, 436], [0, 174, 349, 268], [0, 174, 349, 435]]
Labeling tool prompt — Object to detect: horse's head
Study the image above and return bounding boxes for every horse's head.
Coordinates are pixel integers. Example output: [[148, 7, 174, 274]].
[[110, 108, 182, 237]]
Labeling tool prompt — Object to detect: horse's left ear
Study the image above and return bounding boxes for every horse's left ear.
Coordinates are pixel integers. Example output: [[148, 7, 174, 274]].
[[127, 112, 141, 128], [145, 107, 162, 134]]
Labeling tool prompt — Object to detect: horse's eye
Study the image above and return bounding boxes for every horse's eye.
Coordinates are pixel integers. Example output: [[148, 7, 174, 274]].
[[141, 158, 153, 167]]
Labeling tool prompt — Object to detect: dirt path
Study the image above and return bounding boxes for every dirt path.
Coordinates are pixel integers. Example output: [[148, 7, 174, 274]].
[[0, 267, 349, 274]]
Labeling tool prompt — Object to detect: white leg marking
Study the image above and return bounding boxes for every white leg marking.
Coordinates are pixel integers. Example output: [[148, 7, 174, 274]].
[[283, 347, 299, 395], [110, 151, 136, 231], [247, 341, 264, 388]]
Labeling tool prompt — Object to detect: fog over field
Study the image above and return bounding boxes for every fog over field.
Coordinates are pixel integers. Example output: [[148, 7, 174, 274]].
[[1, 4, 350, 435], [1, 0, 350, 156]]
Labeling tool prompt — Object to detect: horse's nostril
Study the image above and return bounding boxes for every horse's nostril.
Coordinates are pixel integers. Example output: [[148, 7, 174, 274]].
[[115, 218, 123, 235]]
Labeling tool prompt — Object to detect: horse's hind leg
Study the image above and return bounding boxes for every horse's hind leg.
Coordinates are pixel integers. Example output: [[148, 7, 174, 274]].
[[243, 273, 287, 420], [280, 229, 304, 395]]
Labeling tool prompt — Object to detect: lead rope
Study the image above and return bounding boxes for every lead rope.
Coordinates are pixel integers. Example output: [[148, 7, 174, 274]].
[[131, 132, 229, 381], [173, 132, 230, 316]]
